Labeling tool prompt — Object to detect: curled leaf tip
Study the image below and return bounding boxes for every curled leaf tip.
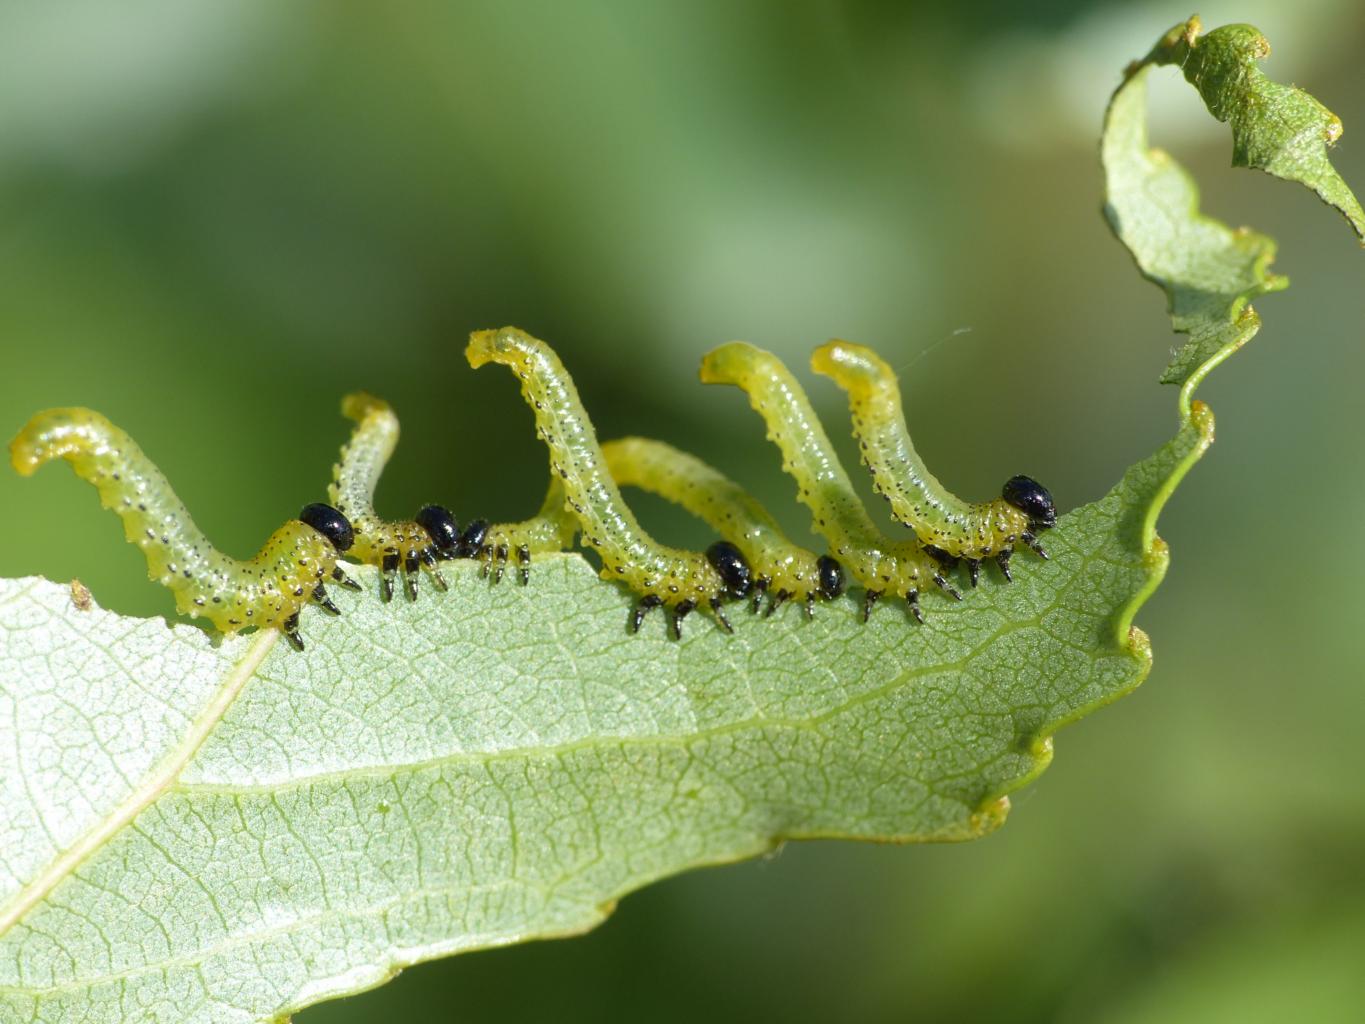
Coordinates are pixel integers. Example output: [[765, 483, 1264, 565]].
[[1167, 18, 1362, 241], [1103, 18, 1364, 390]]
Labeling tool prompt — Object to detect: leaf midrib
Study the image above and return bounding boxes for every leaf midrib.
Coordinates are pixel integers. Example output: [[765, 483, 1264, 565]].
[[0, 628, 279, 940]]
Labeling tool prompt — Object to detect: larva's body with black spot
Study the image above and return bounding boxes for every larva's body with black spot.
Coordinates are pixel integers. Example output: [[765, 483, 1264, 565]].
[[811, 341, 1056, 581], [467, 327, 751, 637], [331, 392, 576, 594], [699, 342, 959, 621], [9, 408, 355, 649], [602, 436, 844, 617]]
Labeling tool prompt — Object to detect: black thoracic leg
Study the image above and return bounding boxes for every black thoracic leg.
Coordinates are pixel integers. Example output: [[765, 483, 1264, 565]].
[[805, 593, 815, 619], [419, 548, 448, 591], [630, 594, 663, 633], [905, 589, 924, 624], [380, 551, 400, 602], [750, 577, 770, 614], [927, 545, 972, 591], [862, 589, 881, 622], [282, 611, 304, 651], [995, 548, 1014, 582], [332, 565, 362, 591], [478, 543, 506, 583], [925, 545, 958, 571], [402, 552, 421, 601], [312, 584, 341, 615], [670, 599, 697, 640], [709, 597, 733, 634], [764, 589, 790, 618], [932, 573, 962, 601], [517, 544, 531, 585], [1021, 532, 1049, 559]]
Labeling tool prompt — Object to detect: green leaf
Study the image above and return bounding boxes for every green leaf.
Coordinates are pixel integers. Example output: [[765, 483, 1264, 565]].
[[1102, 16, 1362, 387], [0, 15, 1356, 1024], [0, 401, 1203, 1022]]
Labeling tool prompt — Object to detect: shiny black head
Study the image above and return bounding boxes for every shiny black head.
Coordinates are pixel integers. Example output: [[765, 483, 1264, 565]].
[[415, 504, 461, 556], [706, 540, 752, 598], [459, 518, 490, 558], [816, 555, 846, 600], [299, 502, 355, 552], [1001, 475, 1056, 531]]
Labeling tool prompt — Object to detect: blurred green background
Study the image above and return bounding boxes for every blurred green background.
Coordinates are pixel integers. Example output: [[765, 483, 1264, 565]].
[[2, 1, 1362, 1020]]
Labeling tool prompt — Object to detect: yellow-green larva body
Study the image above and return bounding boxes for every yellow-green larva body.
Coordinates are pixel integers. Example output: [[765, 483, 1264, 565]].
[[331, 392, 442, 599], [331, 391, 575, 592], [602, 436, 832, 608], [699, 342, 956, 618], [468, 478, 578, 583], [9, 408, 341, 637], [811, 341, 1030, 559], [467, 327, 736, 635]]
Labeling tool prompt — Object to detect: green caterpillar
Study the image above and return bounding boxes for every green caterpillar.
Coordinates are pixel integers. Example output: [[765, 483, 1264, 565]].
[[9, 408, 356, 650], [331, 392, 576, 596], [11, 342, 1058, 642], [699, 342, 961, 622], [601, 436, 845, 617], [811, 341, 1055, 583], [466, 327, 754, 638]]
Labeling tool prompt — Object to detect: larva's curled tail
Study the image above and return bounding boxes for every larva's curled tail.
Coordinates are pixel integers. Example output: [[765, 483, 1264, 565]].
[[811, 341, 1055, 578], [699, 342, 959, 622], [467, 327, 752, 637], [9, 408, 354, 649], [602, 436, 845, 618]]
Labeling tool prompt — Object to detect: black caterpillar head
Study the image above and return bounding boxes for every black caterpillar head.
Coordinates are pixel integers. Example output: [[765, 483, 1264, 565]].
[[415, 504, 461, 557], [299, 502, 355, 552], [816, 555, 846, 600], [706, 540, 753, 599], [458, 518, 490, 558], [1001, 476, 1056, 532]]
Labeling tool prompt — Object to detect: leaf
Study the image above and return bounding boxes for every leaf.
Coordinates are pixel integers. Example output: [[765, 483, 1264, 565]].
[[1102, 16, 1362, 387], [0, 15, 1357, 1024], [0, 400, 1203, 1023]]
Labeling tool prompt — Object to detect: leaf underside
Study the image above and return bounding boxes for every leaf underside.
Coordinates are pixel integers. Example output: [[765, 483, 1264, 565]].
[[0, 414, 1197, 1022], [0, 15, 1358, 1024]]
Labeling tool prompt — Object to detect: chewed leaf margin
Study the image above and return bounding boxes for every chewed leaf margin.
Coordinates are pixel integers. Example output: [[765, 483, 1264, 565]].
[[1103, 15, 1362, 388], [0, 16, 1359, 1024], [0, 359, 1215, 1024]]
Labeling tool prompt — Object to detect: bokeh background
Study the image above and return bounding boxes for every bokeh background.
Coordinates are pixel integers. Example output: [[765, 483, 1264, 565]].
[[2, 1, 1362, 1020]]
